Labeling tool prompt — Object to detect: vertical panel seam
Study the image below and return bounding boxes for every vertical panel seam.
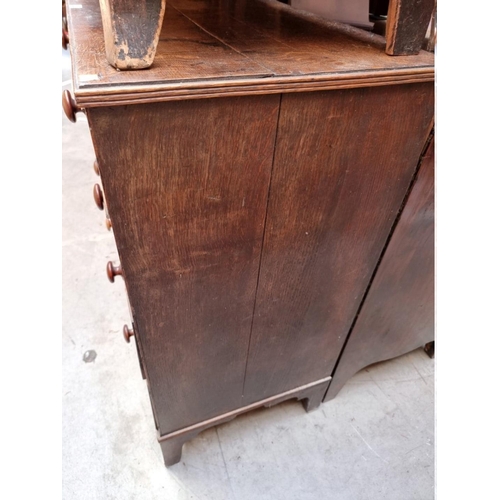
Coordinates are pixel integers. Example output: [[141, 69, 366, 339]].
[[241, 93, 283, 398]]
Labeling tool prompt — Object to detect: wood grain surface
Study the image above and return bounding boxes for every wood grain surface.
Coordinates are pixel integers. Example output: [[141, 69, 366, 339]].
[[70, 0, 436, 466], [242, 83, 434, 404], [87, 95, 280, 434], [66, 0, 434, 106], [99, 0, 166, 69], [324, 135, 435, 401]]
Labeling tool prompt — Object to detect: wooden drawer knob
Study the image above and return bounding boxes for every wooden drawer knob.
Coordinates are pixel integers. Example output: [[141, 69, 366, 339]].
[[93, 184, 104, 210], [106, 261, 122, 283], [62, 29, 69, 50], [62, 90, 81, 123], [123, 325, 135, 343], [105, 218, 112, 231], [93, 160, 100, 176]]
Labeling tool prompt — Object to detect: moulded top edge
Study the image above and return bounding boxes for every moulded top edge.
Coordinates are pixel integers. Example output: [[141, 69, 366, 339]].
[[67, 0, 434, 100]]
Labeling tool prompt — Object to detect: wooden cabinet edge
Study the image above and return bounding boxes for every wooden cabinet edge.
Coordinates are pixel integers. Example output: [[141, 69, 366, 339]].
[[323, 134, 435, 403], [157, 377, 331, 466]]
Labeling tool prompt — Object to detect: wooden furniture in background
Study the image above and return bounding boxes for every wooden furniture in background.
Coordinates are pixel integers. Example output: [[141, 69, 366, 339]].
[[93, 0, 434, 68], [64, 0, 434, 466], [99, 0, 167, 69], [385, 0, 435, 55]]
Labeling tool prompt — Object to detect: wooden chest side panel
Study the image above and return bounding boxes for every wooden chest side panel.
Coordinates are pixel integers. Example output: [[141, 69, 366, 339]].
[[87, 95, 280, 434], [324, 136, 435, 401], [243, 83, 434, 404]]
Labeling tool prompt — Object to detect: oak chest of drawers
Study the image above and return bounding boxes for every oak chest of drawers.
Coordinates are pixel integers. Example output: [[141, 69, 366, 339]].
[[64, 0, 434, 466]]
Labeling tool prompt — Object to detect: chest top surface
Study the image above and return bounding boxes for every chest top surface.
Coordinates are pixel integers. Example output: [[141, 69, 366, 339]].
[[67, 0, 434, 106]]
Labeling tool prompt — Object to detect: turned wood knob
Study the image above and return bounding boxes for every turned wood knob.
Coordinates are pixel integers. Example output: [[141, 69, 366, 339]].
[[123, 325, 135, 343], [105, 218, 112, 231], [93, 184, 104, 210], [93, 160, 100, 176], [62, 29, 69, 50], [62, 90, 81, 123], [106, 261, 122, 283]]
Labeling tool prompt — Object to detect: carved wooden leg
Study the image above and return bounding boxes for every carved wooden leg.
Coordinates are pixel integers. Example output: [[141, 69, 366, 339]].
[[323, 364, 360, 403], [98, 0, 167, 70], [299, 382, 329, 412], [385, 0, 435, 55], [159, 434, 191, 466], [301, 390, 324, 412]]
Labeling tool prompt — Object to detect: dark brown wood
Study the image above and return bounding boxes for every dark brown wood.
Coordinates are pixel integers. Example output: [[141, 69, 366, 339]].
[[61, 90, 81, 123], [98, 0, 167, 69], [424, 5, 437, 52], [158, 377, 331, 466], [106, 261, 122, 283], [385, 0, 435, 55], [159, 434, 189, 467], [62, 0, 68, 37], [62, 28, 69, 50], [66, 0, 435, 467], [93, 184, 104, 210], [372, 19, 387, 37], [134, 330, 148, 380], [77, 71, 434, 108], [123, 325, 134, 343], [87, 93, 281, 436], [324, 136, 435, 401], [424, 341, 435, 359], [66, 0, 433, 107], [242, 83, 434, 405]]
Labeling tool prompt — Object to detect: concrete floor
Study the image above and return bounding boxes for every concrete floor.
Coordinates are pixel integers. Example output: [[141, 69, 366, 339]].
[[62, 49, 435, 500]]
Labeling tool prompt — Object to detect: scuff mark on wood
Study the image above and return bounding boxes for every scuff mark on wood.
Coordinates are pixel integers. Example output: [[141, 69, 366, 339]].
[[385, 0, 435, 55], [99, 0, 167, 69]]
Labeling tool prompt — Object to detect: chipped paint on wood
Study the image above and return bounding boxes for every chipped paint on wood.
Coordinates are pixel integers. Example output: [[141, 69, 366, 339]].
[[99, 0, 167, 70]]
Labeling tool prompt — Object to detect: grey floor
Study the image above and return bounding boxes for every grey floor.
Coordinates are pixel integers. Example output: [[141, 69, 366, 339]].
[[62, 49, 435, 500]]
